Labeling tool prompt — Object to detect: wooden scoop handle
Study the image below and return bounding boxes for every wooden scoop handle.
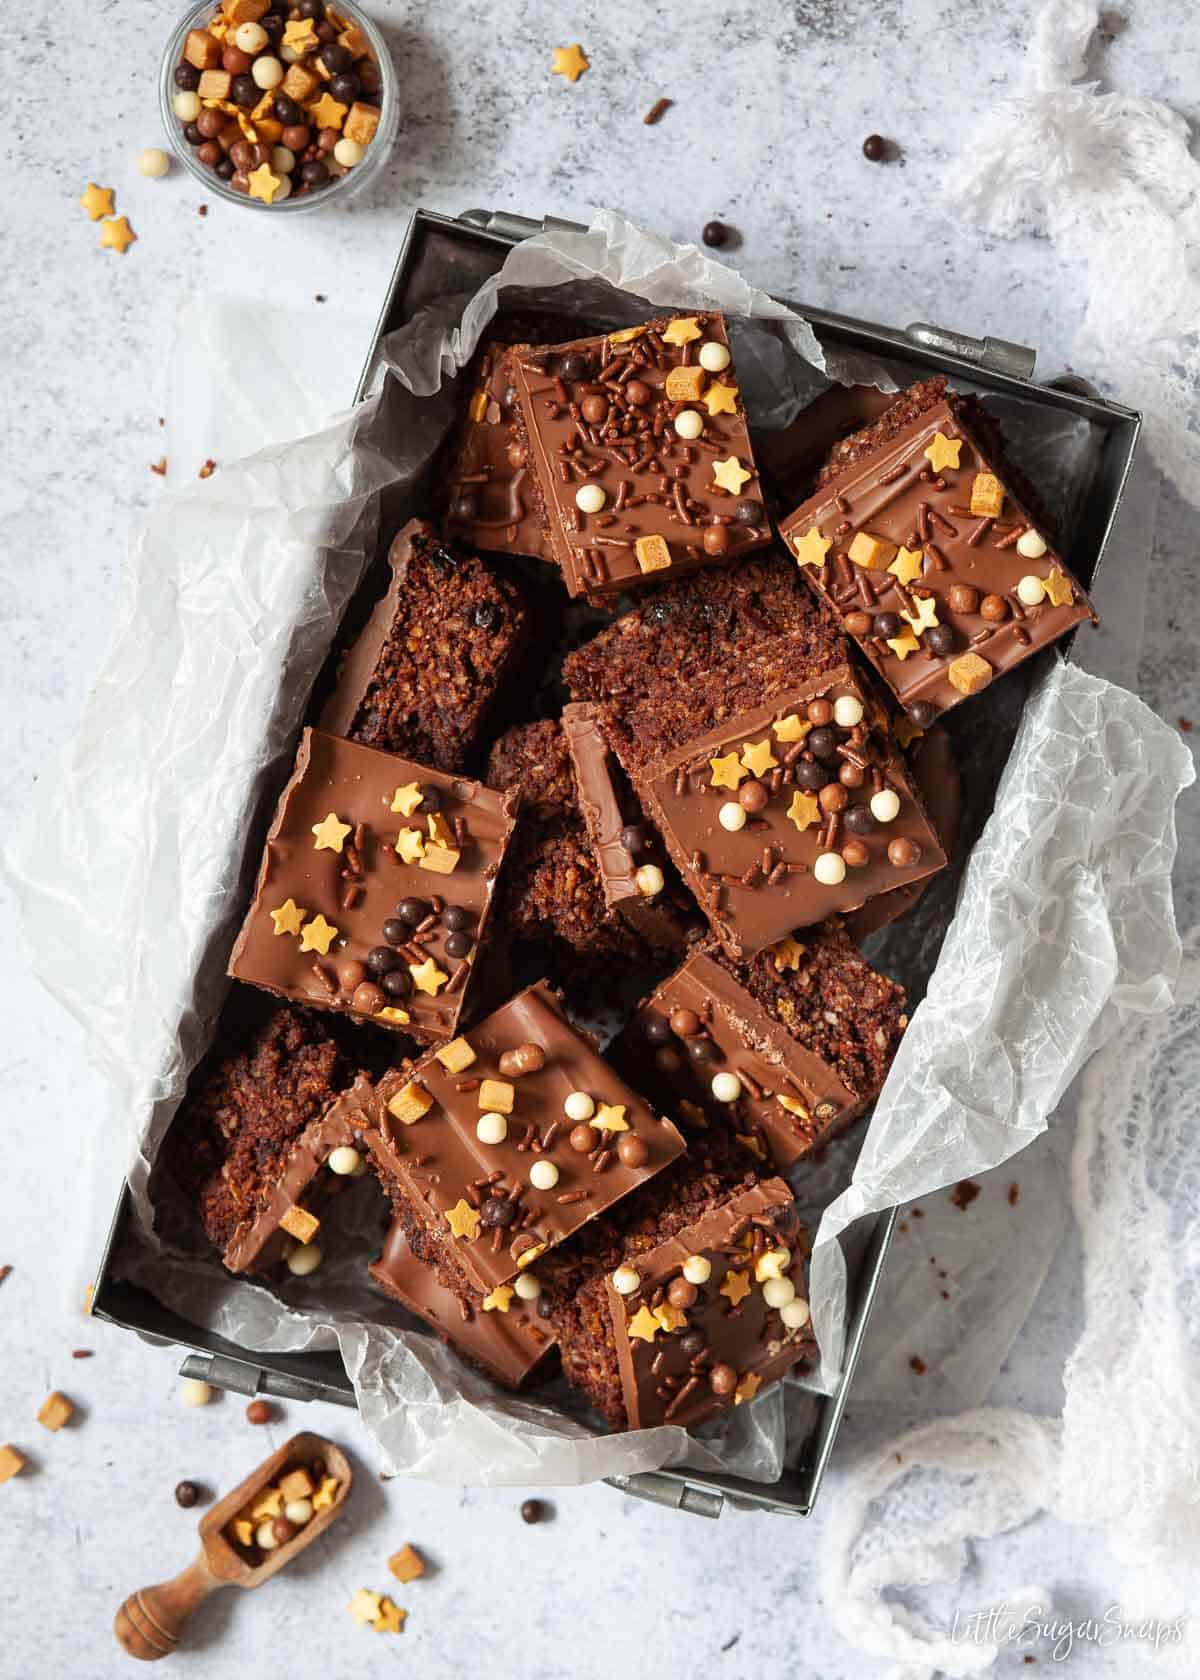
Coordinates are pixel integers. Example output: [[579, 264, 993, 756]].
[[114, 1555, 223, 1661]]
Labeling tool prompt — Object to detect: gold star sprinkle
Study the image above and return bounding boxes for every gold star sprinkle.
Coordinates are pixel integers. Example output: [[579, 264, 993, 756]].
[[247, 163, 285, 205], [771, 935, 805, 972], [734, 1371, 762, 1405], [551, 43, 589, 82], [309, 92, 348, 130], [720, 1268, 752, 1306], [712, 455, 752, 495], [396, 827, 425, 864], [925, 432, 962, 473], [755, 1246, 790, 1282], [627, 1305, 660, 1344], [888, 546, 925, 586], [662, 316, 702, 346], [887, 627, 921, 661], [894, 716, 924, 750], [376, 1006, 411, 1025], [99, 217, 136, 254], [299, 914, 339, 954], [703, 381, 739, 417], [283, 17, 319, 51], [710, 752, 747, 790], [80, 183, 114, 221], [777, 1093, 809, 1119], [312, 1474, 339, 1511], [792, 526, 832, 569], [590, 1104, 630, 1134], [445, 1199, 482, 1241], [391, 782, 424, 817], [653, 1302, 688, 1333], [1044, 566, 1075, 607], [269, 898, 306, 936], [347, 1589, 382, 1626], [740, 738, 779, 778], [786, 790, 821, 833], [410, 957, 449, 996], [773, 714, 811, 744], [312, 811, 352, 852], [483, 1285, 514, 1313], [901, 595, 940, 634], [373, 1598, 407, 1635]]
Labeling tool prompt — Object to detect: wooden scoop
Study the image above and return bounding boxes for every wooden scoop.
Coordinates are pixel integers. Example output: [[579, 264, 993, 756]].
[[114, 1429, 352, 1661]]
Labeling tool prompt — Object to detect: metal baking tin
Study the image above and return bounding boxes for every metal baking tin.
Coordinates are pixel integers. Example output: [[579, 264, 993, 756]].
[[90, 207, 1141, 1521]]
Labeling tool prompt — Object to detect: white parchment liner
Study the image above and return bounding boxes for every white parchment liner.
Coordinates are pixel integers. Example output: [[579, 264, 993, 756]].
[[6, 212, 1193, 1485]]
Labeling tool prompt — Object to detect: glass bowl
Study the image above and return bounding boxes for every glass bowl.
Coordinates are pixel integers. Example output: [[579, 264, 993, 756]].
[[159, 0, 397, 214]]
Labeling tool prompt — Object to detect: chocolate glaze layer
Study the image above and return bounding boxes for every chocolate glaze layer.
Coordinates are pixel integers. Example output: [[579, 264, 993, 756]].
[[845, 722, 963, 941], [442, 344, 556, 563]]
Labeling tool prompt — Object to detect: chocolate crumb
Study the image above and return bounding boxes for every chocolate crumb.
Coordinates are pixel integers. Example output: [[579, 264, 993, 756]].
[[950, 1179, 980, 1210], [702, 220, 731, 249], [315, 293, 327, 303], [198, 458, 217, 480], [520, 1497, 550, 1524], [910, 1206, 924, 1218], [0, 1265, 10, 1286], [909, 1355, 927, 1374], [862, 133, 888, 162], [1007, 1182, 1020, 1206], [1178, 717, 1193, 732], [151, 458, 167, 477], [71, 1349, 93, 1359], [643, 97, 672, 126], [940, 1289, 950, 1300], [197, 204, 208, 217]]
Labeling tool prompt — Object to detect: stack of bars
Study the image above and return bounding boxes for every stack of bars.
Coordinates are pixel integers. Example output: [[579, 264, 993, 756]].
[[160, 312, 1092, 1435]]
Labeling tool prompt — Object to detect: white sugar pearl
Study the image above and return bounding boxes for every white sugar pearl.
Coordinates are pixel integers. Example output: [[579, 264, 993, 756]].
[[284, 1498, 313, 1525], [612, 1264, 641, 1296], [711, 1071, 742, 1103], [833, 695, 864, 728], [255, 1521, 280, 1551], [1017, 573, 1047, 606], [718, 801, 747, 832], [272, 173, 293, 202], [280, 42, 301, 63], [529, 1159, 559, 1191], [781, 1297, 811, 1330], [763, 1275, 797, 1308], [574, 482, 606, 513], [476, 1112, 508, 1145], [1016, 529, 1048, 560], [173, 91, 202, 122], [271, 145, 296, 176], [564, 1090, 595, 1122], [682, 1255, 712, 1285], [235, 20, 269, 51], [286, 1242, 322, 1276], [514, 1272, 542, 1300], [814, 852, 846, 886], [698, 340, 731, 373], [137, 147, 170, 179], [180, 1378, 212, 1408], [870, 788, 900, 824], [674, 409, 704, 440], [635, 864, 665, 898], [327, 1145, 361, 1176], [253, 55, 285, 89], [334, 137, 365, 167]]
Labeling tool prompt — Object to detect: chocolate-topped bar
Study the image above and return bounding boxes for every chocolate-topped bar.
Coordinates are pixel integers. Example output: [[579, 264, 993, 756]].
[[442, 342, 557, 563], [561, 702, 698, 951], [610, 920, 906, 1171], [228, 728, 517, 1042], [367, 981, 686, 1296], [543, 1175, 817, 1430], [627, 664, 947, 958], [778, 377, 1095, 720], [510, 312, 771, 598], [370, 1216, 555, 1390], [319, 519, 532, 773], [846, 722, 962, 941]]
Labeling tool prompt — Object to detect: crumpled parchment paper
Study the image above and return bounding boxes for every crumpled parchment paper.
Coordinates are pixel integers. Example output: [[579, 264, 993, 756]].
[[6, 211, 1193, 1486]]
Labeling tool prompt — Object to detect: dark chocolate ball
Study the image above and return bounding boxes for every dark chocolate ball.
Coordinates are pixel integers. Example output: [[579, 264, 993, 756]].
[[687, 1037, 716, 1064], [320, 41, 353, 73], [366, 945, 399, 974], [844, 804, 875, 835], [654, 1047, 684, 1074], [444, 931, 472, 959], [174, 1480, 200, 1508], [679, 1330, 707, 1357], [329, 71, 360, 102], [273, 94, 302, 126], [481, 1196, 516, 1228], [442, 904, 470, 932], [184, 122, 204, 146], [418, 785, 442, 812], [360, 61, 383, 95], [874, 612, 901, 640], [908, 700, 937, 728], [300, 160, 330, 188], [926, 624, 956, 656], [382, 917, 406, 946], [231, 74, 259, 107], [808, 727, 838, 763], [397, 897, 429, 926], [862, 133, 887, 161], [702, 220, 729, 248], [316, 20, 338, 43], [298, 0, 326, 15], [733, 498, 763, 525], [794, 759, 827, 792], [174, 62, 201, 91], [558, 351, 592, 383], [643, 1012, 672, 1045], [520, 1498, 548, 1524], [382, 968, 410, 998], [620, 824, 646, 855], [216, 158, 236, 180], [261, 13, 284, 38]]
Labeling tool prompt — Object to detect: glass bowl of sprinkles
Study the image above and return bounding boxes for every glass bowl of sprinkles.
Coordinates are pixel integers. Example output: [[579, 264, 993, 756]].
[[160, 0, 397, 213]]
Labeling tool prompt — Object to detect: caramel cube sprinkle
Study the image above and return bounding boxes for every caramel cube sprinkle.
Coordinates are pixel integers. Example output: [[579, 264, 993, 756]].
[[0, 1444, 26, 1483], [634, 534, 672, 574], [36, 1392, 74, 1433], [388, 1081, 433, 1125], [478, 1078, 515, 1114], [279, 1467, 314, 1502], [947, 652, 994, 696], [848, 531, 897, 570], [281, 63, 320, 103], [198, 68, 233, 102], [233, 1518, 255, 1547], [969, 473, 1005, 518], [280, 1205, 320, 1244], [418, 843, 461, 875], [223, 0, 270, 20], [388, 1543, 426, 1584], [664, 365, 706, 403], [343, 102, 381, 147], [184, 28, 223, 70], [435, 1036, 477, 1073]]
